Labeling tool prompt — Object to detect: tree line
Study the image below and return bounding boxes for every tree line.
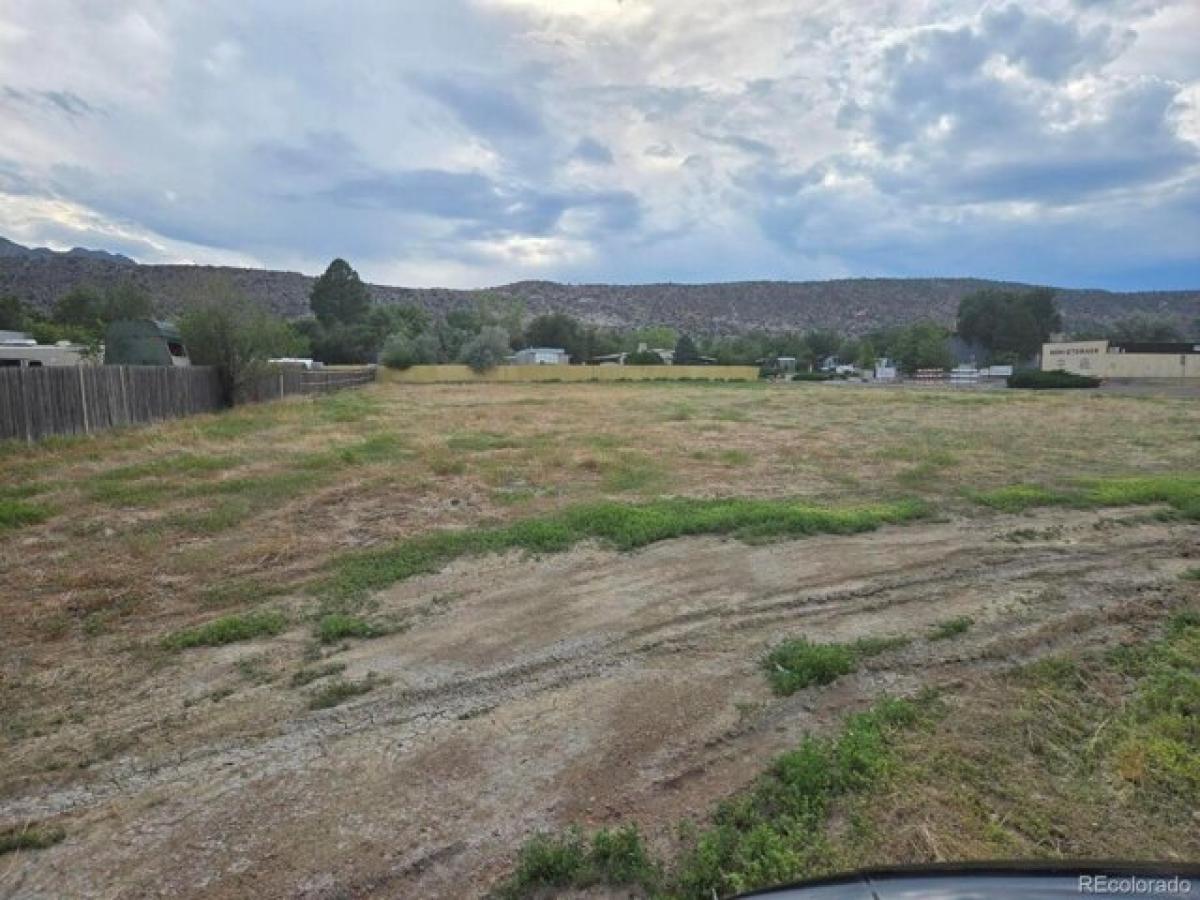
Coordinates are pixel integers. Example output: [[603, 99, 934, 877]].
[[2, 259, 1195, 386]]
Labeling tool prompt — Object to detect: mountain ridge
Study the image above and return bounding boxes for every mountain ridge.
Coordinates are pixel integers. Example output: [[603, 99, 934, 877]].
[[0, 236, 136, 266], [0, 239, 1196, 335]]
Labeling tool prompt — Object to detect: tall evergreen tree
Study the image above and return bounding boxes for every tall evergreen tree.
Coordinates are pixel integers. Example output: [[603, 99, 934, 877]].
[[310, 258, 371, 326]]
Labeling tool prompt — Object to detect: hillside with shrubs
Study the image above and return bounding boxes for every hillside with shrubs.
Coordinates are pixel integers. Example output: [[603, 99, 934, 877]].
[[1, 249, 1197, 337]]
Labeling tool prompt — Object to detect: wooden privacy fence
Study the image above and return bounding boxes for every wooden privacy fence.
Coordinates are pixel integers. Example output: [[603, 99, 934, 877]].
[[1, 365, 377, 442], [0, 366, 223, 442]]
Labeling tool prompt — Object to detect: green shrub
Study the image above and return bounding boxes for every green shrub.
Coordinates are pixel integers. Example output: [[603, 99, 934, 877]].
[[1007, 369, 1101, 389], [458, 326, 511, 373], [163, 610, 287, 649], [791, 371, 834, 381], [380, 332, 417, 369]]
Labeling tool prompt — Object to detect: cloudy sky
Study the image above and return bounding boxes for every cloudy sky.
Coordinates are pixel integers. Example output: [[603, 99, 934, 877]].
[[1, 0, 1197, 289]]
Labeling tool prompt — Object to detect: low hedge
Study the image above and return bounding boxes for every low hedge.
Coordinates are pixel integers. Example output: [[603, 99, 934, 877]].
[[1008, 369, 1101, 389]]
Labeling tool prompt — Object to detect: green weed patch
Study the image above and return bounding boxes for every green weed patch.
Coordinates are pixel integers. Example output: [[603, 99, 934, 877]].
[[975, 475, 1200, 517], [497, 825, 660, 898], [163, 610, 287, 650], [298, 433, 409, 470], [973, 484, 1076, 512], [317, 497, 929, 607], [764, 636, 911, 695], [0, 824, 65, 855], [315, 614, 386, 643], [0, 498, 51, 531], [502, 697, 932, 899]]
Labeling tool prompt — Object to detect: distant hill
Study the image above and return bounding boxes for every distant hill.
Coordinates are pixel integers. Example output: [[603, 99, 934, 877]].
[[0, 236, 136, 266], [0, 240, 1196, 336]]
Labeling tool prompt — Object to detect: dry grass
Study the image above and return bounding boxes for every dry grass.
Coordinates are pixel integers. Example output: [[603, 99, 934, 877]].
[[3, 381, 1197, 640], [1, 380, 1197, 787], [828, 610, 1200, 870]]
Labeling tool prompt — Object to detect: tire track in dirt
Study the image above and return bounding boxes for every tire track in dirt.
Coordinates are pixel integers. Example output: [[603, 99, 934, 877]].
[[2, 509, 1196, 899]]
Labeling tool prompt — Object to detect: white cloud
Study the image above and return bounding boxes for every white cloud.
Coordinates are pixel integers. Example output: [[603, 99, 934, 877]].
[[0, 0, 1195, 289]]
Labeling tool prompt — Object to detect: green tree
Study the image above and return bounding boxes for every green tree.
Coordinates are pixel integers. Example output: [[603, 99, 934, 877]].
[[673, 333, 701, 365], [179, 282, 307, 402], [524, 313, 585, 362], [458, 325, 511, 373], [308, 323, 379, 365], [957, 288, 1061, 362], [52, 285, 104, 330], [582, 326, 624, 361], [380, 332, 418, 370], [413, 331, 443, 364], [310, 258, 371, 326], [631, 325, 677, 352], [803, 329, 842, 366], [893, 322, 954, 374], [367, 304, 429, 342], [0, 295, 31, 331], [380, 329, 441, 369], [708, 333, 767, 366], [855, 339, 877, 370], [1107, 314, 1186, 343], [100, 281, 154, 322]]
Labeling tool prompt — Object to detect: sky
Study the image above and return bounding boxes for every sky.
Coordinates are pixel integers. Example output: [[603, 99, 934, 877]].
[[0, 0, 1198, 290]]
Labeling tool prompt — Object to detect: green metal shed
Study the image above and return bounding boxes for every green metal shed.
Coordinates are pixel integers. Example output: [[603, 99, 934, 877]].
[[103, 320, 191, 367]]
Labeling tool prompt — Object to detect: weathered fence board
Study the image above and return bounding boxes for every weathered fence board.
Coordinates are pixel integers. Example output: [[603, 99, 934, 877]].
[[0, 366, 224, 442], [240, 367, 376, 402], [0, 365, 376, 442]]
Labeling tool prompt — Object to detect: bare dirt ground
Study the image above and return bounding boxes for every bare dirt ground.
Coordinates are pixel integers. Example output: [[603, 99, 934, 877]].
[[3, 505, 1195, 899]]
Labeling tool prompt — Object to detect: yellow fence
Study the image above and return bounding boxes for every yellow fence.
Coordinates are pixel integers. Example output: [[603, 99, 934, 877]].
[[379, 364, 759, 384]]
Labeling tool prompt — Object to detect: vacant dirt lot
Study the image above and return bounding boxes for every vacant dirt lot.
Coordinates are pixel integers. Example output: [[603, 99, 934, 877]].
[[2, 381, 1198, 898]]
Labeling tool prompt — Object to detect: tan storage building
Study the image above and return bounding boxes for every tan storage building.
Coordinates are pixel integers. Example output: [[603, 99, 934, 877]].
[[1042, 340, 1200, 379]]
